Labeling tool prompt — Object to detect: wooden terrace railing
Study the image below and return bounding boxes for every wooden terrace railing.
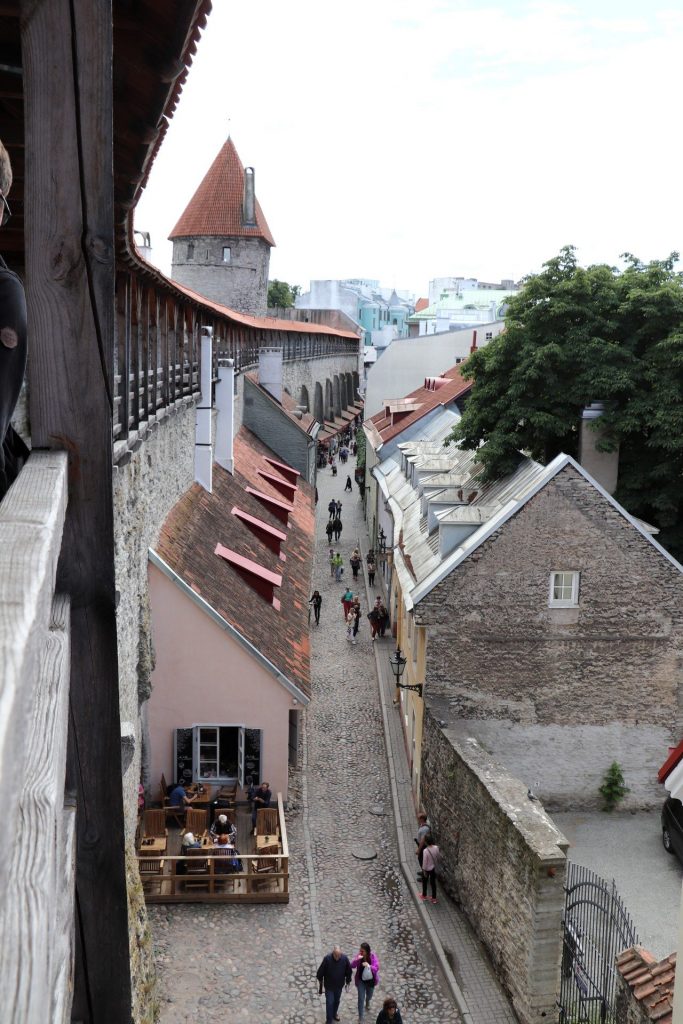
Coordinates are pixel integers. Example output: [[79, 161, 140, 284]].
[[137, 792, 290, 904], [114, 267, 359, 446]]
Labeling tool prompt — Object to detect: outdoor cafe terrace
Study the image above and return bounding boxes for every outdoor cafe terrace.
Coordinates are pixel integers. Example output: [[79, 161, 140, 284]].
[[136, 786, 289, 904]]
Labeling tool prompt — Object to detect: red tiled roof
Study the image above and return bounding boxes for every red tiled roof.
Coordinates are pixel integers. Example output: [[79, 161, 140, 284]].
[[231, 507, 287, 557], [169, 280, 359, 339], [169, 137, 275, 245], [264, 456, 301, 482], [659, 740, 683, 783], [415, 297, 429, 312], [366, 362, 472, 447], [245, 486, 294, 525], [616, 947, 676, 1024], [155, 427, 314, 697]]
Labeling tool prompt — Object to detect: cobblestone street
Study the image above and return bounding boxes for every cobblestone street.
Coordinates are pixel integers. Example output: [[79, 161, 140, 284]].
[[150, 455, 461, 1023]]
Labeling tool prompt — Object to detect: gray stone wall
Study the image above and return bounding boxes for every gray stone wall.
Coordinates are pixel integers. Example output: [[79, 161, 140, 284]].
[[416, 464, 683, 809], [281, 354, 360, 419], [421, 704, 568, 1024], [243, 376, 314, 483], [113, 397, 198, 843], [171, 235, 270, 315], [614, 971, 651, 1024]]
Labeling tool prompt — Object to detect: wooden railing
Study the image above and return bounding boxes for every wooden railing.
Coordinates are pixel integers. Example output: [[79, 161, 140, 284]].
[[137, 793, 290, 904], [113, 268, 359, 444], [0, 453, 74, 1021]]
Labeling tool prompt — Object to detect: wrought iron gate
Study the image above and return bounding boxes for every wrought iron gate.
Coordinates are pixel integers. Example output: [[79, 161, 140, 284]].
[[558, 862, 639, 1023]]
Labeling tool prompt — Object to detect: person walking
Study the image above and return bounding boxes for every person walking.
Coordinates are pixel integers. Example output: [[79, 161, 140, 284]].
[[336, 500, 343, 519], [378, 601, 389, 638], [341, 587, 354, 620], [328, 499, 337, 521], [329, 547, 336, 579], [326, 520, 334, 544], [309, 590, 322, 625], [332, 517, 343, 542], [345, 474, 352, 492], [350, 548, 361, 580], [375, 996, 403, 1024], [333, 551, 344, 582], [346, 607, 357, 644], [419, 834, 441, 904], [351, 942, 380, 1021], [317, 946, 352, 1024], [352, 598, 362, 639], [366, 552, 376, 589], [368, 604, 381, 641]]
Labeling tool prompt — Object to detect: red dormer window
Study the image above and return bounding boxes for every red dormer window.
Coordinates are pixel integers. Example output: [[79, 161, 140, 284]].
[[245, 486, 294, 525], [231, 506, 287, 559], [263, 456, 300, 486], [257, 468, 298, 501], [214, 543, 282, 606]]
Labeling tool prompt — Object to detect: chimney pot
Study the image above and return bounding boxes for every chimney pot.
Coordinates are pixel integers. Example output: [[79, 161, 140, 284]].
[[579, 401, 619, 495], [243, 166, 256, 227]]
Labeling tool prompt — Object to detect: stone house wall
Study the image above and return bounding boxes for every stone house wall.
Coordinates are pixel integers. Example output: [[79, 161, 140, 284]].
[[415, 464, 683, 809], [420, 705, 568, 1024], [614, 972, 651, 1024], [281, 354, 359, 419], [171, 234, 270, 315], [243, 376, 314, 483]]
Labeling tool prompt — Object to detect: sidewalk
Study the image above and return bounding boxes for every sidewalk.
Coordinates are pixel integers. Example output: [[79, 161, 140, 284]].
[[359, 537, 518, 1024]]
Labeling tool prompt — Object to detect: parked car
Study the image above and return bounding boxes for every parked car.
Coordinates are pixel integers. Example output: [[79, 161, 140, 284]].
[[661, 796, 683, 862]]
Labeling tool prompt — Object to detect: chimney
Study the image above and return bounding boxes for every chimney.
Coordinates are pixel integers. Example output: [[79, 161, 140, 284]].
[[194, 328, 213, 492], [215, 358, 235, 474], [470, 329, 478, 353], [258, 347, 282, 403], [243, 166, 256, 227], [579, 402, 619, 495]]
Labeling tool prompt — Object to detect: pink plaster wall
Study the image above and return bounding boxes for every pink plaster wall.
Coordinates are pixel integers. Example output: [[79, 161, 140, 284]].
[[147, 562, 296, 801]]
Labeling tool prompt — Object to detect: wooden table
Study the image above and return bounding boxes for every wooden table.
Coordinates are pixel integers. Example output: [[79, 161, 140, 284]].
[[185, 784, 217, 807], [138, 836, 167, 854], [256, 834, 280, 850]]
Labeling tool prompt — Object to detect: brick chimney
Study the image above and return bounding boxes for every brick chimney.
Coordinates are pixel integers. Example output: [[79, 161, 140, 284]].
[[579, 402, 619, 495]]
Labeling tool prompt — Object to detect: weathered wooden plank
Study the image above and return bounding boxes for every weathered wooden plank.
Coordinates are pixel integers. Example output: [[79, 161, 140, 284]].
[[0, 594, 72, 1022], [21, 0, 132, 1018], [0, 452, 68, 903]]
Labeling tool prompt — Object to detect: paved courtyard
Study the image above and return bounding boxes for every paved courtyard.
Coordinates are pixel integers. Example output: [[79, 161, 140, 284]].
[[149, 455, 462, 1023]]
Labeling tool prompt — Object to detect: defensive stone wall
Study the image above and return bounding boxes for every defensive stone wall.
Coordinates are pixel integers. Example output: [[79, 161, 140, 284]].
[[113, 396, 198, 843], [421, 702, 568, 1024], [416, 464, 683, 808], [281, 354, 359, 416], [171, 234, 270, 315]]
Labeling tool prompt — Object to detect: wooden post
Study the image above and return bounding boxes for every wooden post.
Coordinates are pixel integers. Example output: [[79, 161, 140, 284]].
[[22, 0, 132, 1019]]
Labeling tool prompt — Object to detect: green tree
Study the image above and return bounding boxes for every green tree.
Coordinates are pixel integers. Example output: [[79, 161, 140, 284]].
[[447, 246, 683, 558], [267, 280, 300, 308]]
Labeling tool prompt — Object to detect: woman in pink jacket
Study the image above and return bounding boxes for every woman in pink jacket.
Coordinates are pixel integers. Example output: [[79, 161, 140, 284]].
[[351, 941, 380, 1021]]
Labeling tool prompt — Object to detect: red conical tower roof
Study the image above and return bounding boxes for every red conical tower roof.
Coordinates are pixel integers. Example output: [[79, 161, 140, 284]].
[[169, 138, 275, 245]]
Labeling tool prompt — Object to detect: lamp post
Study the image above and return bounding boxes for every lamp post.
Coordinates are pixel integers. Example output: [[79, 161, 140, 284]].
[[390, 646, 423, 698]]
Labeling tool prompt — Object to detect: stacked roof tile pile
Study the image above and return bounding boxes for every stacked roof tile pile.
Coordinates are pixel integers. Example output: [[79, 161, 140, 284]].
[[616, 947, 676, 1024]]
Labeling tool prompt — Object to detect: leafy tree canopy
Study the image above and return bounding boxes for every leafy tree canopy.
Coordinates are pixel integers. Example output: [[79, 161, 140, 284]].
[[267, 280, 301, 308], [447, 246, 683, 558]]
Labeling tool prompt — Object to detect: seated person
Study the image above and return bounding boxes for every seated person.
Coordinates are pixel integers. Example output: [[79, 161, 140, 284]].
[[210, 813, 237, 842], [175, 830, 201, 877], [213, 832, 234, 874], [168, 782, 197, 809], [251, 781, 272, 829]]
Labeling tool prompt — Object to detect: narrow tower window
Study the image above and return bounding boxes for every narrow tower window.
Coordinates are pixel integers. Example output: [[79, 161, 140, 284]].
[[222, 246, 231, 263], [187, 242, 194, 259]]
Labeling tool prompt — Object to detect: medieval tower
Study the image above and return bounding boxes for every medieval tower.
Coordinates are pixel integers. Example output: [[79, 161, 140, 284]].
[[169, 137, 275, 315]]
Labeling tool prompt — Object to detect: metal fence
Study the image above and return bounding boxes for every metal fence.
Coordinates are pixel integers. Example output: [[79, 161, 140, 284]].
[[558, 862, 639, 1024]]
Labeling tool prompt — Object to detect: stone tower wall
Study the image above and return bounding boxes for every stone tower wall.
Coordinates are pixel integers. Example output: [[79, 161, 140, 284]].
[[171, 234, 271, 315]]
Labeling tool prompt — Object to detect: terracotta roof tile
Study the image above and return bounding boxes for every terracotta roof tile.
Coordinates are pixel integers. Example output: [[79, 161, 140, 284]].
[[617, 947, 676, 1024], [155, 427, 314, 697], [366, 362, 472, 447], [415, 297, 430, 312], [169, 137, 275, 245]]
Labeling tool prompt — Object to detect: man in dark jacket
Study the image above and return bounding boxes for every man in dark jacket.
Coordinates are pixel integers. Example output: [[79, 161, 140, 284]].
[[0, 139, 29, 501], [317, 946, 352, 1024]]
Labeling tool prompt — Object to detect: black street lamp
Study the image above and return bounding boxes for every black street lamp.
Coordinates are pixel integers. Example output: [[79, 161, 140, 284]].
[[378, 527, 386, 557], [390, 646, 423, 697]]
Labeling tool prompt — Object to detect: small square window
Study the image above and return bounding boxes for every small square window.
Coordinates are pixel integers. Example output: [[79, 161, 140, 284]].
[[485, 332, 493, 340], [222, 246, 231, 263], [549, 571, 580, 607]]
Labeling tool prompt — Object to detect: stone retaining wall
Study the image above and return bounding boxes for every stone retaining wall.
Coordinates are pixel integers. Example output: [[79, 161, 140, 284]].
[[421, 703, 568, 1024]]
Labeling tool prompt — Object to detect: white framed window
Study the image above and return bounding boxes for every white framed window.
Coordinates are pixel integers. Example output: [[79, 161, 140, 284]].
[[174, 725, 262, 785], [549, 571, 580, 608], [222, 246, 231, 263]]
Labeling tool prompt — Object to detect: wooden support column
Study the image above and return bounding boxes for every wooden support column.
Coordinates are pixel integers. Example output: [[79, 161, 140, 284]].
[[22, 0, 132, 1020]]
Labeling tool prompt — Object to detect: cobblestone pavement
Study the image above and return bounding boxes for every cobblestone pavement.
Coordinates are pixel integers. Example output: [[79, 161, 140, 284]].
[[149, 455, 461, 1023]]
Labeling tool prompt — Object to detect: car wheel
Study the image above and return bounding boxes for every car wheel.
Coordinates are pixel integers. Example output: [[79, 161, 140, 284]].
[[663, 827, 676, 854]]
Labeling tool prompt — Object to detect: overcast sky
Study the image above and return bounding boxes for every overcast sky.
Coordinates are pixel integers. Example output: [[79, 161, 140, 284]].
[[134, 0, 683, 298]]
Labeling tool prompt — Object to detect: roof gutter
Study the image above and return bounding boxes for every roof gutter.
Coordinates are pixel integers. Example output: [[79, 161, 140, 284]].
[[148, 548, 311, 706]]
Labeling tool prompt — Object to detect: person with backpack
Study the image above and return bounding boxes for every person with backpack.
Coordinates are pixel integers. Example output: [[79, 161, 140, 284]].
[[351, 942, 380, 1021], [350, 549, 361, 580], [419, 834, 441, 904]]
